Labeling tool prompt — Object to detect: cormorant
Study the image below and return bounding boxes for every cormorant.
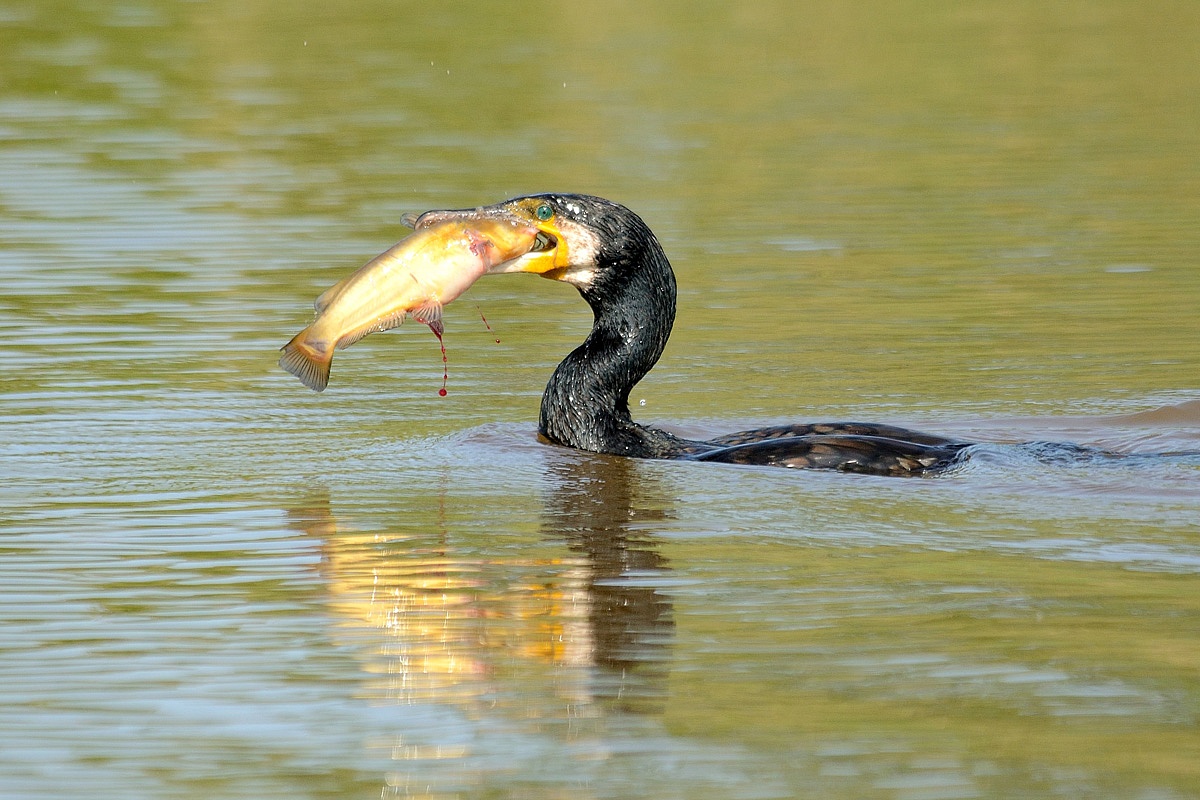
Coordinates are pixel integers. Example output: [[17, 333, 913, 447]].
[[410, 193, 973, 477]]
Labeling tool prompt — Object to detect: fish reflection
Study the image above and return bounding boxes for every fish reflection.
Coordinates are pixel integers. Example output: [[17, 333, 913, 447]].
[[287, 488, 492, 710], [285, 454, 674, 718]]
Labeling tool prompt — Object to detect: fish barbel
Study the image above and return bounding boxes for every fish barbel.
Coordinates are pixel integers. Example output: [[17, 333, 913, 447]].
[[279, 218, 537, 392]]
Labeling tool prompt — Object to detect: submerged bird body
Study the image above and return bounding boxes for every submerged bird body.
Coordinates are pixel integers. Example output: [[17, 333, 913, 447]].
[[280, 218, 537, 392]]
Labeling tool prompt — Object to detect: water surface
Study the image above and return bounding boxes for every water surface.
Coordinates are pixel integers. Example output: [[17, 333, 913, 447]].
[[3, 2, 1199, 798]]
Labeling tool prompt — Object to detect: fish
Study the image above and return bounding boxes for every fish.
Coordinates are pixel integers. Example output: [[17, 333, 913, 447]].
[[279, 218, 537, 392]]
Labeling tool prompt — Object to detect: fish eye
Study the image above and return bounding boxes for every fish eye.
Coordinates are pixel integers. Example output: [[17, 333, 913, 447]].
[[535, 203, 554, 221]]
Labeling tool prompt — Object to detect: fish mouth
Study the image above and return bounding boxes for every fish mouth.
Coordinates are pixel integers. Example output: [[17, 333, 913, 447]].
[[405, 198, 573, 279], [485, 227, 564, 277], [520, 229, 559, 268]]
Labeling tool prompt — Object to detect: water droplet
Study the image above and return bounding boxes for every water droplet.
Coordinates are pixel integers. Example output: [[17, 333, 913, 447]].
[[476, 305, 500, 343], [429, 324, 449, 396]]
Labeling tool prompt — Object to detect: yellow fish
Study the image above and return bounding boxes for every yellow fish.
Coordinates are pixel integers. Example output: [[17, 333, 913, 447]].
[[280, 218, 536, 392]]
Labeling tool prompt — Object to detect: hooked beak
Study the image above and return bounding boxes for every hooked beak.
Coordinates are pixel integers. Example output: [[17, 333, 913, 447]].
[[403, 201, 572, 279]]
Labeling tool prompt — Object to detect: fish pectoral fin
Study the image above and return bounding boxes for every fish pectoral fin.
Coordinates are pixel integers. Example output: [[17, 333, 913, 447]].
[[412, 299, 444, 336]]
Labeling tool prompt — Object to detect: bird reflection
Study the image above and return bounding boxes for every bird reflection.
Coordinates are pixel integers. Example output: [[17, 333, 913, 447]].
[[538, 450, 675, 714], [284, 453, 675, 719]]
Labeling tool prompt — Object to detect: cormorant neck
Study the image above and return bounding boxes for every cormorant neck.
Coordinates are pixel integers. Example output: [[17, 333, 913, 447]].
[[538, 226, 695, 458]]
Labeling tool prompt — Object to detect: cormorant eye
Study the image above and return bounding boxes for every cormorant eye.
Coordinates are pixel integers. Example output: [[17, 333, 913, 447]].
[[535, 203, 554, 221]]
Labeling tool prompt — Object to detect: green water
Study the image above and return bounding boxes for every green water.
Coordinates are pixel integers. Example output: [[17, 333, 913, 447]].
[[3, 2, 1199, 798]]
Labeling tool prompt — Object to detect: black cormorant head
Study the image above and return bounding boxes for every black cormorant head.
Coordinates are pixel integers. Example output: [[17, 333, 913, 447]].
[[409, 194, 663, 295]]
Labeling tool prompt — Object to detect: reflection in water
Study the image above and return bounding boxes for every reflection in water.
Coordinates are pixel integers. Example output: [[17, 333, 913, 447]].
[[538, 451, 675, 714], [288, 486, 494, 714], [285, 453, 675, 788]]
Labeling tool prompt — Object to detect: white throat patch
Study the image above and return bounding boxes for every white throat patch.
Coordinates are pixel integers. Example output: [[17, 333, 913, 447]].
[[552, 217, 602, 288]]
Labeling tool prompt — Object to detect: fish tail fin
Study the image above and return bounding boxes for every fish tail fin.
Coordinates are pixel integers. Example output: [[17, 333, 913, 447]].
[[279, 329, 333, 392]]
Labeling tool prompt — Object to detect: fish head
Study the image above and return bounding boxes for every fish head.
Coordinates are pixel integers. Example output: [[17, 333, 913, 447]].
[[407, 195, 611, 288]]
